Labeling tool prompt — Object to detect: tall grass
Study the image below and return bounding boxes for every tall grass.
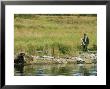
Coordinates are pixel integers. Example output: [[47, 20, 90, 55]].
[[14, 14, 97, 57]]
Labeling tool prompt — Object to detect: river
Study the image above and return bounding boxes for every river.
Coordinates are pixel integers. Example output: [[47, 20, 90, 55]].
[[14, 63, 97, 76]]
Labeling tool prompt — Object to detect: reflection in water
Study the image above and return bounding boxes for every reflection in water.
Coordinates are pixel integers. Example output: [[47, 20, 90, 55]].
[[14, 63, 97, 76], [36, 69, 45, 76], [14, 64, 24, 76]]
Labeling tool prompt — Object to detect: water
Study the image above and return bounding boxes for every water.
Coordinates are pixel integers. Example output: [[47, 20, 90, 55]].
[[14, 63, 97, 76]]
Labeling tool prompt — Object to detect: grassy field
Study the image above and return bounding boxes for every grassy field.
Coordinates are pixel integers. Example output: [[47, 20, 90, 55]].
[[14, 14, 97, 57]]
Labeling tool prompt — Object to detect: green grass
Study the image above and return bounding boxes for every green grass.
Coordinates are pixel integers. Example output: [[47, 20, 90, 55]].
[[14, 14, 97, 57]]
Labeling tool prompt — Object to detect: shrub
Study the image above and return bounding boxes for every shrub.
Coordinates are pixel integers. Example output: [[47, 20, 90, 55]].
[[58, 43, 71, 55]]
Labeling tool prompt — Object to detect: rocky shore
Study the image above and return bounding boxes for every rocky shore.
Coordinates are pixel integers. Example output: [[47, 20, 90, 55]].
[[14, 52, 97, 65]]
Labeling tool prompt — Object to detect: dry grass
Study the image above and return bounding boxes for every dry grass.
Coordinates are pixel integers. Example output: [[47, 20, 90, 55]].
[[14, 14, 97, 57]]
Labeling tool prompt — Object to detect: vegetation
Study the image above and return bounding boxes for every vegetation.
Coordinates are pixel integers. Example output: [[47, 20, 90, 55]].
[[14, 14, 97, 57]]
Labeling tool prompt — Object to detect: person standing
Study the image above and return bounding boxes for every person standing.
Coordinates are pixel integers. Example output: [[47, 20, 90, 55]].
[[81, 33, 89, 51]]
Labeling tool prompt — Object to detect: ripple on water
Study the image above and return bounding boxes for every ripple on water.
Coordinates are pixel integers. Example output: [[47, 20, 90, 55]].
[[14, 64, 97, 76]]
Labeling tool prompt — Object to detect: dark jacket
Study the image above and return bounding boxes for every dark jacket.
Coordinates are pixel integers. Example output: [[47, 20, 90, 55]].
[[83, 36, 89, 45]]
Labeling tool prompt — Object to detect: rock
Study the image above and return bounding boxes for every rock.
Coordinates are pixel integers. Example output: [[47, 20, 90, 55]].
[[74, 57, 85, 64], [42, 55, 54, 59], [90, 54, 97, 60]]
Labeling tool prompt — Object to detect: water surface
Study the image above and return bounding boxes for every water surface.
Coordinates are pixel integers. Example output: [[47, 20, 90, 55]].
[[14, 63, 97, 76]]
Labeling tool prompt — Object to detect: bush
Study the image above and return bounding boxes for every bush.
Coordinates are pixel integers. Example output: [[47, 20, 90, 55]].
[[58, 43, 71, 55], [88, 44, 97, 51]]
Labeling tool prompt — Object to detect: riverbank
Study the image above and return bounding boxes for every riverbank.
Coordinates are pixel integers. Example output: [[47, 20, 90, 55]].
[[15, 52, 96, 65]]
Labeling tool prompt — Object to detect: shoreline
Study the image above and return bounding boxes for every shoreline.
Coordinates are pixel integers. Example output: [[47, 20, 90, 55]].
[[14, 52, 97, 65]]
